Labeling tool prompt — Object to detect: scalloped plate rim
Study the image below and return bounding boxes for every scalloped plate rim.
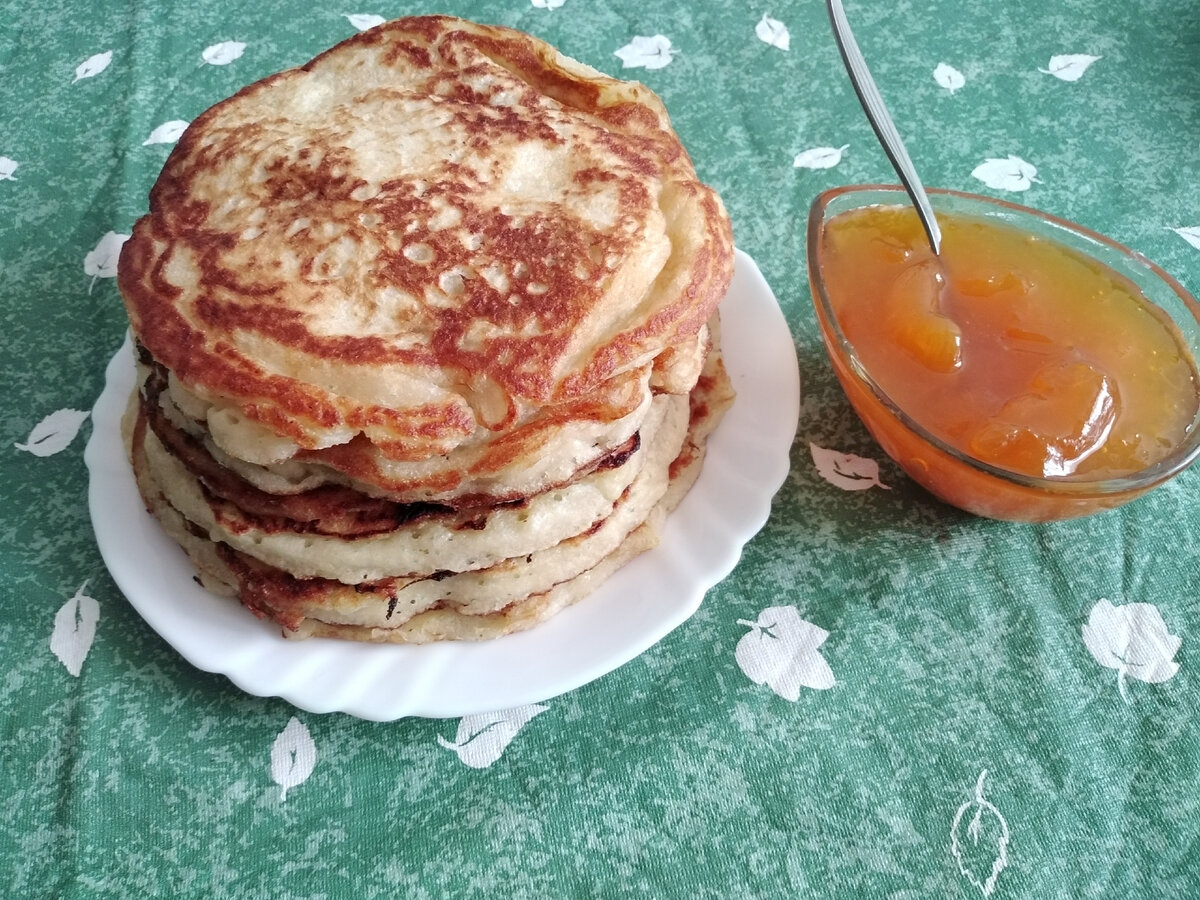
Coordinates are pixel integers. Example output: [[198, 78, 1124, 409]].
[[85, 248, 799, 720]]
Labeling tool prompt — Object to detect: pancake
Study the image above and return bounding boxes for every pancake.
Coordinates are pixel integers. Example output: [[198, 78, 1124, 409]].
[[139, 387, 686, 583], [117, 14, 738, 644], [118, 15, 734, 503], [146, 338, 663, 506], [124, 341, 734, 642]]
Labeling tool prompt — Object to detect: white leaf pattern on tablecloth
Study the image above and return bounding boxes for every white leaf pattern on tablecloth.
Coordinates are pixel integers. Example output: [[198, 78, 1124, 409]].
[[202, 41, 246, 65], [934, 62, 965, 92], [810, 443, 890, 491], [531, 0, 566, 7], [270, 717, 316, 801], [950, 770, 1010, 897], [614, 35, 675, 70], [735, 606, 835, 700], [49, 583, 100, 677], [345, 13, 386, 31], [971, 155, 1039, 192], [1082, 598, 1181, 702], [1039, 54, 1101, 82], [15, 408, 90, 457], [0, 157, 17, 181], [142, 120, 189, 146], [73, 51, 113, 82], [755, 14, 790, 51], [1169, 226, 1200, 251], [793, 145, 848, 169], [437, 704, 548, 768], [83, 231, 130, 292]]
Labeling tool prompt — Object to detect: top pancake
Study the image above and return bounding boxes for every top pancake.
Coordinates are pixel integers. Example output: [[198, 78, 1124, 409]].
[[118, 15, 734, 499]]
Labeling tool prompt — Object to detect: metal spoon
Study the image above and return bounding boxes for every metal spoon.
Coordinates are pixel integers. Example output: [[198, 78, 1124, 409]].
[[826, 0, 942, 256]]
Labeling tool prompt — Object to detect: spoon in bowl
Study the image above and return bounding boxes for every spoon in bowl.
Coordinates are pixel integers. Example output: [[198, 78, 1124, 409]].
[[825, 0, 942, 256]]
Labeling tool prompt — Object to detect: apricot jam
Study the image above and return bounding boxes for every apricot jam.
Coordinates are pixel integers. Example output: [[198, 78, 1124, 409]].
[[813, 201, 1200, 519]]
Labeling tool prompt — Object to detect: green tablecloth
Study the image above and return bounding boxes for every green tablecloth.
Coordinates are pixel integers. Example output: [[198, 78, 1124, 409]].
[[3, 0, 1198, 896]]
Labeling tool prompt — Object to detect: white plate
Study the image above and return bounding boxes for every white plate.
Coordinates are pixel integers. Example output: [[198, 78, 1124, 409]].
[[86, 249, 800, 720]]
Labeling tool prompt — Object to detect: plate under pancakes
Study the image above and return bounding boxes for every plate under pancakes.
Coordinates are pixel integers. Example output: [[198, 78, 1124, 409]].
[[114, 15, 740, 645], [88, 249, 798, 717]]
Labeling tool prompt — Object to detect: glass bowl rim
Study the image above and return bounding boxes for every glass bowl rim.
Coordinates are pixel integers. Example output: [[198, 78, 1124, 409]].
[[806, 183, 1200, 496]]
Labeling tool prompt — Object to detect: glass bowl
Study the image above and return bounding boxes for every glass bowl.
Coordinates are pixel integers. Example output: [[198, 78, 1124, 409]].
[[807, 184, 1200, 522]]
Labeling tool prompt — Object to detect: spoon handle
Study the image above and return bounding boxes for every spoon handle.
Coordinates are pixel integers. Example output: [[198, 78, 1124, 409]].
[[826, 0, 942, 255]]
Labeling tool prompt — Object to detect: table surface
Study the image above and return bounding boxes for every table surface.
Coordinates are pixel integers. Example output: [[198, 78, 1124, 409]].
[[3, 0, 1199, 896]]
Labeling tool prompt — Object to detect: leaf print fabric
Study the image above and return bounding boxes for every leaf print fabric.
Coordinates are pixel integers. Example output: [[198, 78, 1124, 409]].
[[437, 705, 548, 768], [83, 232, 130, 287], [83, 232, 130, 295], [201, 41, 246, 65], [1040, 54, 1101, 82], [754, 15, 789, 51], [950, 771, 1010, 897], [614, 35, 675, 70], [1170, 226, 1200, 251], [49, 584, 100, 676], [793, 145, 848, 170], [2, 0, 1200, 896], [271, 717, 316, 800], [735, 607, 835, 699], [809, 443, 889, 491], [971, 155, 1039, 191], [345, 13, 386, 31], [1082, 599, 1181, 700], [934, 62, 964, 92], [15, 409, 90, 457], [142, 121, 189, 146], [73, 51, 113, 82]]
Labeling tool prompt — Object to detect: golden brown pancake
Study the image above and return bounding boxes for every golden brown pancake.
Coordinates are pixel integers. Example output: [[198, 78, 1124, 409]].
[[125, 344, 733, 642], [117, 15, 737, 643], [139, 387, 686, 582], [119, 15, 734, 503]]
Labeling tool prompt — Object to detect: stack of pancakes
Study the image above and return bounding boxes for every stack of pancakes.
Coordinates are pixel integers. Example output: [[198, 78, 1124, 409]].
[[118, 16, 735, 643]]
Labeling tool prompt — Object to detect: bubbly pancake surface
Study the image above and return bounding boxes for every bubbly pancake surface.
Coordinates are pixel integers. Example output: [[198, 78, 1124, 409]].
[[119, 14, 733, 502], [117, 15, 737, 643]]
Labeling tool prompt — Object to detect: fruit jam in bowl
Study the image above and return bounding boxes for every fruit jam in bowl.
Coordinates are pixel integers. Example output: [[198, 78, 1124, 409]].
[[807, 185, 1200, 522]]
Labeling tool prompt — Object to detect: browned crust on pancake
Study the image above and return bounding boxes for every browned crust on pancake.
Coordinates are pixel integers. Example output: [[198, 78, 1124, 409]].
[[142, 393, 641, 542], [139, 354, 641, 532], [118, 15, 734, 473], [293, 361, 650, 480], [124, 335, 734, 643], [117, 15, 738, 644]]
